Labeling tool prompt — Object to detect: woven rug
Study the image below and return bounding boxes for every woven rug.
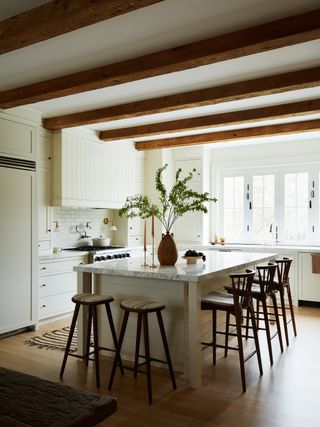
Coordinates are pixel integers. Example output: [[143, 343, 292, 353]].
[[24, 326, 77, 352]]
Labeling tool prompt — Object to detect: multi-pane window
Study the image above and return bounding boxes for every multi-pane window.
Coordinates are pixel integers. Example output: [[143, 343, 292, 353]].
[[223, 176, 244, 242], [252, 174, 275, 242], [218, 166, 319, 244], [284, 173, 308, 241]]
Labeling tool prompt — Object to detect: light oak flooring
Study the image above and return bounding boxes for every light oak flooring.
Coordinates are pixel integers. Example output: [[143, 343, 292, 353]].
[[0, 306, 319, 427]]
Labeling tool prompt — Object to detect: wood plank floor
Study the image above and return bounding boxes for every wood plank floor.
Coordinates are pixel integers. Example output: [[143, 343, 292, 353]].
[[0, 306, 319, 427]]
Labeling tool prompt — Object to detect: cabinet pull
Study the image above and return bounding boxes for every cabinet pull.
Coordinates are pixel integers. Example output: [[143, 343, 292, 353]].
[[40, 267, 46, 270], [40, 284, 47, 288]]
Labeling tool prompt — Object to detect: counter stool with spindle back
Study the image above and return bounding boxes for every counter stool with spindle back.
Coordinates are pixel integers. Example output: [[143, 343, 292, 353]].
[[248, 263, 284, 365], [108, 298, 177, 404], [60, 293, 123, 388], [201, 269, 263, 393], [274, 257, 297, 346]]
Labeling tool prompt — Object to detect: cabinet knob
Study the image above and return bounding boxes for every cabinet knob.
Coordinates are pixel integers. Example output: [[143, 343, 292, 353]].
[[197, 235, 200, 238], [48, 229, 51, 232], [48, 157, 52, 160], [40, 305, 46, 309], [40, 284, 47, 288], [40, 267, 46, 270]]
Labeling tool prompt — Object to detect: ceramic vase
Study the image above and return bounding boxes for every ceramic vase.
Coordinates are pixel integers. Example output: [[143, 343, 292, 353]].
[[157, 231, 178, 266]]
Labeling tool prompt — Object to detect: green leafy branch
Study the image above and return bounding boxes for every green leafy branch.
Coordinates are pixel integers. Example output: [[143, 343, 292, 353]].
[[119, 164, 217, 232]]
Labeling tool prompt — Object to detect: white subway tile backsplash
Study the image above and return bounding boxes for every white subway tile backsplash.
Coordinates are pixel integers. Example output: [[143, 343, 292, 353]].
[[51, 207, 115, 248]]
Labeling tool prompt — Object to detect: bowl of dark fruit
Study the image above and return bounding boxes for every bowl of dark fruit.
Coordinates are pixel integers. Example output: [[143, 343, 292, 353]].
[[182, 250, 206, 264]]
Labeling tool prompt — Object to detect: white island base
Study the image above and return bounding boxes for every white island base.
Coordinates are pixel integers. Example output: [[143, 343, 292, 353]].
[[75, 251, 276, 388]]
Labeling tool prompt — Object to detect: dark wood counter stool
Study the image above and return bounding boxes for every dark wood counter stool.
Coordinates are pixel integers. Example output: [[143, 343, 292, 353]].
[[274, 257, 297, 346], [108, 298, 177, 404], [60, 293, 122, 388], [250, 263, 284, 365], [201, 269, 263, 392]]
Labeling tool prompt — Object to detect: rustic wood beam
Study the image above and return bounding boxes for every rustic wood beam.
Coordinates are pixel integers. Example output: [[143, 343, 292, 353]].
[[135, 119, 320, 150], [99, 99, 320, 141], [43, 67, 320, 130], [1, 8, 320, 108], [0, 0, 163, 55]]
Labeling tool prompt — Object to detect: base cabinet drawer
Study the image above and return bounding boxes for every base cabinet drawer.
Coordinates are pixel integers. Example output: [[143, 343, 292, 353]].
[[299, 253, 320, 302], [39, 272, 77, 297], [39, 292, 75, 319]]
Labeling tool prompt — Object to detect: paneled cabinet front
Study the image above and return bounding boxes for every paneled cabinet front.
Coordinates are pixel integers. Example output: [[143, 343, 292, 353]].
[[38, 256, 87, 320], [52, 132, 136, 208]]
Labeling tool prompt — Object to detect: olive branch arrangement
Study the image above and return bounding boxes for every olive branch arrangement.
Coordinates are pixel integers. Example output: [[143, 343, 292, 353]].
[[119, 164, 217, 232]]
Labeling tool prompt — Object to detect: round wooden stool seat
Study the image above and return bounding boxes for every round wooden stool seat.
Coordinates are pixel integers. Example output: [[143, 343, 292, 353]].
[[120, 298, 165, 313], [72, 293, 114, 305]]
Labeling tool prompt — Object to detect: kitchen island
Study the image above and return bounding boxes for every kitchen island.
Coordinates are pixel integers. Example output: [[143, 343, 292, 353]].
[[74, 250, 276, 388]]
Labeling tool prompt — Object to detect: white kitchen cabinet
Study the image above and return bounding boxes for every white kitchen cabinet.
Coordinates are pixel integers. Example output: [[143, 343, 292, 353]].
[[0, 117, 35, 159], [113, 157, 145, 247], [38, 255, 87, 320], [52, 130, 136, 208], [38, 167, 52, 251], [173, 159, 203, 244], [37, 131, 53, 253], [298, 252, 320, 302]]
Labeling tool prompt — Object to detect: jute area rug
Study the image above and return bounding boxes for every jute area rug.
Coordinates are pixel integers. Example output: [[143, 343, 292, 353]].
[[24, 326, 77, 352]]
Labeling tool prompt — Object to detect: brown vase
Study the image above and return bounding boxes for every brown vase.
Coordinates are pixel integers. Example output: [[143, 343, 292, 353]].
[[157, 232, 178, 266]]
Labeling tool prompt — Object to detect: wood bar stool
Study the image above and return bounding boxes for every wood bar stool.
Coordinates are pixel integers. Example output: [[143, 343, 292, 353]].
[[60, 293, 122, 388], [108, 298, 177, 404], [201, 269, 263, 392], [250, 263, 284, 365], [274, 257, 297, 346]]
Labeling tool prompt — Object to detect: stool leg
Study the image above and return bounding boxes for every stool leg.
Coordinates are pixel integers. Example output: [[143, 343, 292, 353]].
[[271, 293, 284, 353], [245, 307, 250, 340], [85, 305, 93, 366], [248, 302, 263, 377], [212, 309, 217, 365], [92, 305, 100, 388], [108, 311, 129, 390], [60, 302, 80, 378], [224, 311, 230, 357], [156, 311, 176, 390], [261, 298, 273, 366], [279, 288, 289, 346], [134, 313, 143, 378], [286, 285, 297, 336], [234, 308, 246, 393], [143, 313, 152, 404], [105, 303, 124, 375]]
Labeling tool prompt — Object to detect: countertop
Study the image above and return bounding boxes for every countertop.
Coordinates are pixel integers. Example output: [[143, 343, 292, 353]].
[[73, 251, 276, 283], [202, 243, 320, 252]]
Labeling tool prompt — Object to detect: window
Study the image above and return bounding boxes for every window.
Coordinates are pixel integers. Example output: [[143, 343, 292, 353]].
[[223, 176, 244, 242], [218, 165, 319, 245]]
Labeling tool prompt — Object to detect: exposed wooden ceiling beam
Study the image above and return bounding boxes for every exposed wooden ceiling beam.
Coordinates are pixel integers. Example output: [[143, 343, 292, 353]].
[[1, 8, 320, 109], [43, 67, 320, 130], [0, 0, 163, 55], [99, 99, 320, 141], [135, 119, 320, 150]]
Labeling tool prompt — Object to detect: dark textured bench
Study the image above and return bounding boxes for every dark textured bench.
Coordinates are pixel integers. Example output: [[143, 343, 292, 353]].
[[0, 367, 117, 427]]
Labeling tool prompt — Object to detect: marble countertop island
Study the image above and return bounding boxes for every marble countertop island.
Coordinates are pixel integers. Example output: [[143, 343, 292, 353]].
[[74, 250, 277, 281], [75, 250, 277, 389]]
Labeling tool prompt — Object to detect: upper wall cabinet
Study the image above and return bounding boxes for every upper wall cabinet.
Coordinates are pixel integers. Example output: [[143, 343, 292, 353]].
[[52, 130, 137, 209], [0, 118, 35, 159]]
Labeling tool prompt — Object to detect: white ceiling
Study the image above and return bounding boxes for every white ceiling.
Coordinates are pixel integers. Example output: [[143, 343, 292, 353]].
[[0, 0, 320, 145]]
